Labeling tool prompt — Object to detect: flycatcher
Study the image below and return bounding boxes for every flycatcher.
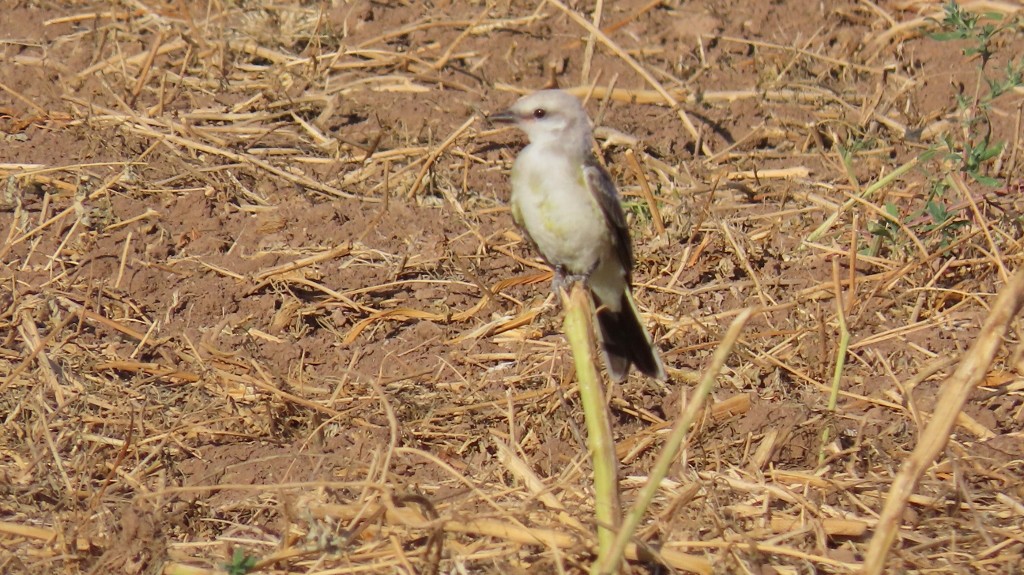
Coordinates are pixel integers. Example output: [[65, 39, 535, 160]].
[[490, 90, 666, 382]]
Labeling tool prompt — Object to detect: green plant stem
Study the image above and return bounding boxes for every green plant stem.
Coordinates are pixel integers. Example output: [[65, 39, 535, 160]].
[[596, 308, 754, 575], [561, 284, 621, 565], [806, 155, 919, 243], [820, 261, 850, 465]]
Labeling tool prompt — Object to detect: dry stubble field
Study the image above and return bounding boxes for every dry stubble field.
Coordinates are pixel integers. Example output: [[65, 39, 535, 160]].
[[2, 1, 1024, 574]]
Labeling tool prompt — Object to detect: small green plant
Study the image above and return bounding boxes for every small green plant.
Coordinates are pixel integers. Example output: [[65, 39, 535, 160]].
[[866, 177, 970, 253], [930, 1, 1023, 186], [867, 203, 901, 246], [867, 2, 1022, 255], [919, 180, 971, 248], [930, 0, 1002, 61], [223, 548, 258, 575], [943, 131, 1003, 186], [623, 198, 653, 222]]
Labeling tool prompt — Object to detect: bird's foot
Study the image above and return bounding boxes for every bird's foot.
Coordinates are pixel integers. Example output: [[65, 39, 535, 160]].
[[551, 266, 588, 296]]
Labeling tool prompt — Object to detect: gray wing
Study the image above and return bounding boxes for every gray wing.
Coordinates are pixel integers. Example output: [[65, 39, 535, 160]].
[[583, 156, 634, 282]]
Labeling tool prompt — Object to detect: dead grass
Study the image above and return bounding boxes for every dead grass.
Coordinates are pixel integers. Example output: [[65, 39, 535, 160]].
[[2, 1, 1023, 574]]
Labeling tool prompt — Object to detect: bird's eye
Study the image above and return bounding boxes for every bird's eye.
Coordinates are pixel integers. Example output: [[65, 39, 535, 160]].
[[532, 108, 547, 119]]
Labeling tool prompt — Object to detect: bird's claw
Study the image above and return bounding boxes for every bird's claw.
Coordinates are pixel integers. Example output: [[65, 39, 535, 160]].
[[551, 266, 588, 296]]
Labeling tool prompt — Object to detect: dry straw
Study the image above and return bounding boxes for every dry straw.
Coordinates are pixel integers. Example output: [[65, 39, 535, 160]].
[[2, 1, 1023, 574]]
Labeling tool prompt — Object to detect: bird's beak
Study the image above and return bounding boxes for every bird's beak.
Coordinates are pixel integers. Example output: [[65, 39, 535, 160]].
[[486, 109, 517, 124]]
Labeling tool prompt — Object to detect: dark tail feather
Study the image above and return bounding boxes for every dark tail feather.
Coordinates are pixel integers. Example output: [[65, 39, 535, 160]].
[[594, 291, 666, 382]]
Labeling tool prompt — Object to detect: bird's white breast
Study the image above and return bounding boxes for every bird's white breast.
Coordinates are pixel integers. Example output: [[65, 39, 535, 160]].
[[510, 145, 610, 275]]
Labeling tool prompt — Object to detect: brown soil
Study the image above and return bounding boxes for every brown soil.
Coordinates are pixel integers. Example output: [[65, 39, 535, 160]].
[[2, 1, 1023, 574]]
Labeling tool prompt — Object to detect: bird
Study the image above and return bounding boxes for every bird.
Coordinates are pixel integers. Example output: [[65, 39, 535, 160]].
[[489, 89, 666, 382]]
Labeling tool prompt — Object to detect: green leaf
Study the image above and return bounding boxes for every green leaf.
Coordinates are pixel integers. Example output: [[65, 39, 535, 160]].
[[930, 31, 968, 41], [223, 549, 258, 575], [970, 173, 1002, 186], [926, 200, 951, 224], [975, 141, 1004, 162]]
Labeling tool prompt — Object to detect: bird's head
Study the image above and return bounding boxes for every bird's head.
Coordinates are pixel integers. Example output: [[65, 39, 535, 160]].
[[489, 90, 592, 154]]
